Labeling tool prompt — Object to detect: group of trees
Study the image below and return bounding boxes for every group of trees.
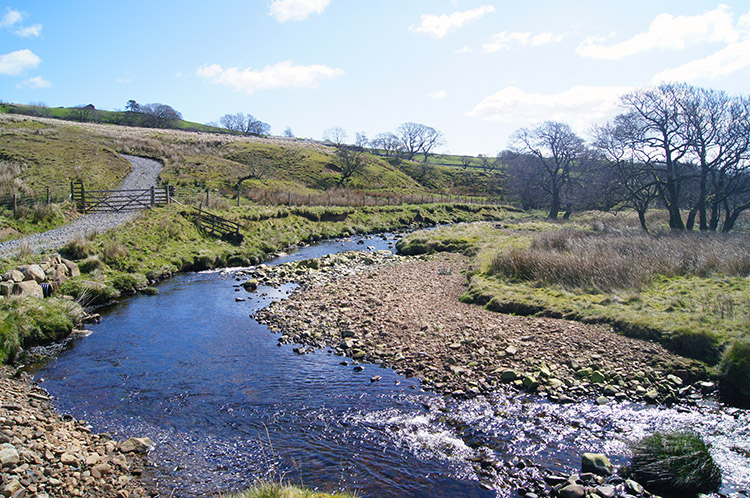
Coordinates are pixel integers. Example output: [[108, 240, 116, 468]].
[[124, 100, 183, 128], [504, 83, 750, 232], [370, 122, 444, 163], [217, 112, 271, 136]]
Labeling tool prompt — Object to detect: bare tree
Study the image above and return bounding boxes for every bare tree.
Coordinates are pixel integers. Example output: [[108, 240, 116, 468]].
[[323, 126, 347, 145], [323, 127, 366, 184], [459, 156, 475, 169], [140, 103, 182, 128], [372, 132, 402, 157], [355, 131, 369, 149], [511, 121, 587, 219], [219, 113, 270, 135], [283, 127, 295, 138], [397, 122, 444, 162]]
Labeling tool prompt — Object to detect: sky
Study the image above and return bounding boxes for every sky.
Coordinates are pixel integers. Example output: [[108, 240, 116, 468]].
[[2, 1, 750, 155]]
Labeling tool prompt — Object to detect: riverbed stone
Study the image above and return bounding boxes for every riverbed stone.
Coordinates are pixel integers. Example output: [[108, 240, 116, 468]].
[[61, 258, 80, 277], [559, 483, 585, 498], [117, 437, 155, 454], [581, 452, 613, 476], [0, 444, 19, 467]]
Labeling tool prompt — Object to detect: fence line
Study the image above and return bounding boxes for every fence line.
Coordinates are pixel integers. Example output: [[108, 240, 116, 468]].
[[238, 188, 501, 208]]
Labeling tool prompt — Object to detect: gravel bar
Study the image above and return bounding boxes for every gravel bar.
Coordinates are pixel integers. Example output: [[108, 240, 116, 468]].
[[0, 155, 162, 258]]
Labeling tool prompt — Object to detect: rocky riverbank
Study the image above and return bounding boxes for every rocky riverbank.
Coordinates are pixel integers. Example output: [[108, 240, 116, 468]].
[[0, 367, 151, 498], [253, 251, 712, 407]]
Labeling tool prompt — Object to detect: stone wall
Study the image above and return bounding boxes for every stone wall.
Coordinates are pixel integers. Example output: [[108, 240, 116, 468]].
[[0, 255, 80, 299]]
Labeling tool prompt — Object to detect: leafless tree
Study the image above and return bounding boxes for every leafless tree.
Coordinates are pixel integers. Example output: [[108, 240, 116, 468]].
[[323, 127, 367, 184], [397, 122, 444, 162], [511, 121, 587, 219], [372, 132, 402, 157], [459, 156, 475, 169], [219, 113, 270, 135]]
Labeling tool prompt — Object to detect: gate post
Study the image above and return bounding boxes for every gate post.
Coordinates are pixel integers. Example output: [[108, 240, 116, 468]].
[[150, 186, 155, 207]]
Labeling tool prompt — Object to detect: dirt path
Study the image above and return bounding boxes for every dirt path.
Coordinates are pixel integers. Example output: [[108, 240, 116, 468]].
[[0, 155, 161, 258]]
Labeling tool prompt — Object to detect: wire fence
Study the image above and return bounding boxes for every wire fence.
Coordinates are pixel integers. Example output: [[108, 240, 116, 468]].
[[0, 186, 71, 214]]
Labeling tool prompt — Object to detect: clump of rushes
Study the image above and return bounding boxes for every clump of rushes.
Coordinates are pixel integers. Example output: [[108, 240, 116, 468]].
[[719, 337, 750, 407], [630, 431, 722, 496], [223, 481, 357, 498]]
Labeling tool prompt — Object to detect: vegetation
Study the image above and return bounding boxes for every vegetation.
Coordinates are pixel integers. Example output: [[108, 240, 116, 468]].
[[222, 481, 356, 498], [719, 337, 750, 407], [397, 215, 750, 378], [0, 296, 84, 364], [630, 431, 722, 496]]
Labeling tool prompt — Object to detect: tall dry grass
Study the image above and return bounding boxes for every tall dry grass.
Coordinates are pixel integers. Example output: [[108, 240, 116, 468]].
[[490, 230, 750, 292]]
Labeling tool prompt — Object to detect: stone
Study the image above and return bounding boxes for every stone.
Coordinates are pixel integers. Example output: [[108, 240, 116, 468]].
[[12, 281, 44, 299], [594, 484, 616, 498], [559, 484, 586, 498], [61, 258, 80, 277], [625, 479, 644, 495], [3, 270, 24, 283], [501, 370, 518, 382], [2, 479, 23, 497], [0, 444, 20, 467], [602, 384, 618, 396], [60, 453, 78, 465], [0, 282, 12, 296], [117, 437, 155, 454], [576, 367, 593, 378], [242, 279, 258, 291], [581, 452, 613, 476], [91, 463, 111, 478], [596, 396, 610, 405], [644, 389, 659, 403], [590, 370, 606, 384], [22, 264, 46, 283], [504, 345, 517, 355]]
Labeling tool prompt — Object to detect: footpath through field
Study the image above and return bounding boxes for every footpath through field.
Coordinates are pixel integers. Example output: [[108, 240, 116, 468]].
[[0, 155, 162, 258]]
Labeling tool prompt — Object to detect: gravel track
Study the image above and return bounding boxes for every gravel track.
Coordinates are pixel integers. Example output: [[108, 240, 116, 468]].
[[0, 155, 162, 258]]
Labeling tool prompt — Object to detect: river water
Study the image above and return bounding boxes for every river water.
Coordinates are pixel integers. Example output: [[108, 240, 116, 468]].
[[31, 235, 750, 497]]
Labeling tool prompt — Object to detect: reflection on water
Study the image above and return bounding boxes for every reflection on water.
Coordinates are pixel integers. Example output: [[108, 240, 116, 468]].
[[32, 234, 749, 497]]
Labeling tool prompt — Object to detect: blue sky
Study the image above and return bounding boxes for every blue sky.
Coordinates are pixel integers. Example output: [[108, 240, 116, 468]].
[[2, 1, 750, 155]]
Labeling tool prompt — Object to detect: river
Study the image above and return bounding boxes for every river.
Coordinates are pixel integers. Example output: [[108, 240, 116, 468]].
[[31, 234, 750, 497]]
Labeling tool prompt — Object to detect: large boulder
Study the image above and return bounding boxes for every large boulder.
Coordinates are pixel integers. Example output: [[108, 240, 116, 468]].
[[118, 437, 155, 454], [22, 264, 46, 283], [12, 280, 44, 299], [581, 452, 613, 476], [3, 270, 24, 283], [61, 258, 80, 277]]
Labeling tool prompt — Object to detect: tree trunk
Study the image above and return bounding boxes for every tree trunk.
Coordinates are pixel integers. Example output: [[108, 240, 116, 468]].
[[686, 207, 697, 231], [638, 209, 649, 232]]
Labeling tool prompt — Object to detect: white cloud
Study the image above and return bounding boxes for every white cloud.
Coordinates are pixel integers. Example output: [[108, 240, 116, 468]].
[[652, 40, 750, 83], [269, 0, 330, 22], [577, 4, 740, 59], [0, 49, 41, 75], [484, 31, 565, 52], [410, 5, 496, 38], [197, 60, 344, 94], [0, 8, 22, 27], [16, 76, 51, 89], [428, 90, 448, 99], [467, 85, 632, 133], [455, 45, 473, 54], [15, 23, 41, 37]]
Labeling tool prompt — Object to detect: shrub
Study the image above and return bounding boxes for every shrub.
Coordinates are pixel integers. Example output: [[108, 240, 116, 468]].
[[78, 255, 105, 273], [719, 338, 750, 407], [58, 278, 120, 307], [630, 431, 722, 495], [101, 239, 128, 262], [61, 233, 93, 260], [109, 272, 148, 294]]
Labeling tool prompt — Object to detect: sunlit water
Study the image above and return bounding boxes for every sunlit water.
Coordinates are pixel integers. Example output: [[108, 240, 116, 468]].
[[31, 235, 750, 497]]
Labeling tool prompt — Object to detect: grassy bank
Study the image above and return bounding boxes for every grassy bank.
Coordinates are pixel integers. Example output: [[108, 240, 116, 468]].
[[0, 202, 518, 364], [396, 217, 750, 372]]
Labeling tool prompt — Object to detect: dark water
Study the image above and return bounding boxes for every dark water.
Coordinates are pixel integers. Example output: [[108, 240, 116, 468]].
[[32, 234, 750, 497]]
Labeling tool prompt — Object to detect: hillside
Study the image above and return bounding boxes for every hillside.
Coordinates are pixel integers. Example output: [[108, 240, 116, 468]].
[[0, 113, 503, 201]]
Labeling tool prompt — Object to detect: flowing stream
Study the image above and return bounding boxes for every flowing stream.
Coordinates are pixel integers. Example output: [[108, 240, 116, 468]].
[[30, 235, 750, 497]]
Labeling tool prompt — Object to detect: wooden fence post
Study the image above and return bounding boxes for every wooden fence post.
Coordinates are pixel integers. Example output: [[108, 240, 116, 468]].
[[12, 194, 17, 218], [237, 187, 241, 207], [288, 192, 292, 206], [165, 186, 171, 204], [150, 186, 155, 207], [46, 187, 50, 206], [205, 190, 210, 207], [81, 183, 86, 211]]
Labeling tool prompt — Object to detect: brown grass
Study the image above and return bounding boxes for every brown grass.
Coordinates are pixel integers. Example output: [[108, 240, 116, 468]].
[[490, 230, 750, 292]]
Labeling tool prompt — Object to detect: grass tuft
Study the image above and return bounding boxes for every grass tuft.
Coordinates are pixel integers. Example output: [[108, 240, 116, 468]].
[[222, 481, 357, 498], [630, 431, 722, 496], [719, 337, 750, 407]]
